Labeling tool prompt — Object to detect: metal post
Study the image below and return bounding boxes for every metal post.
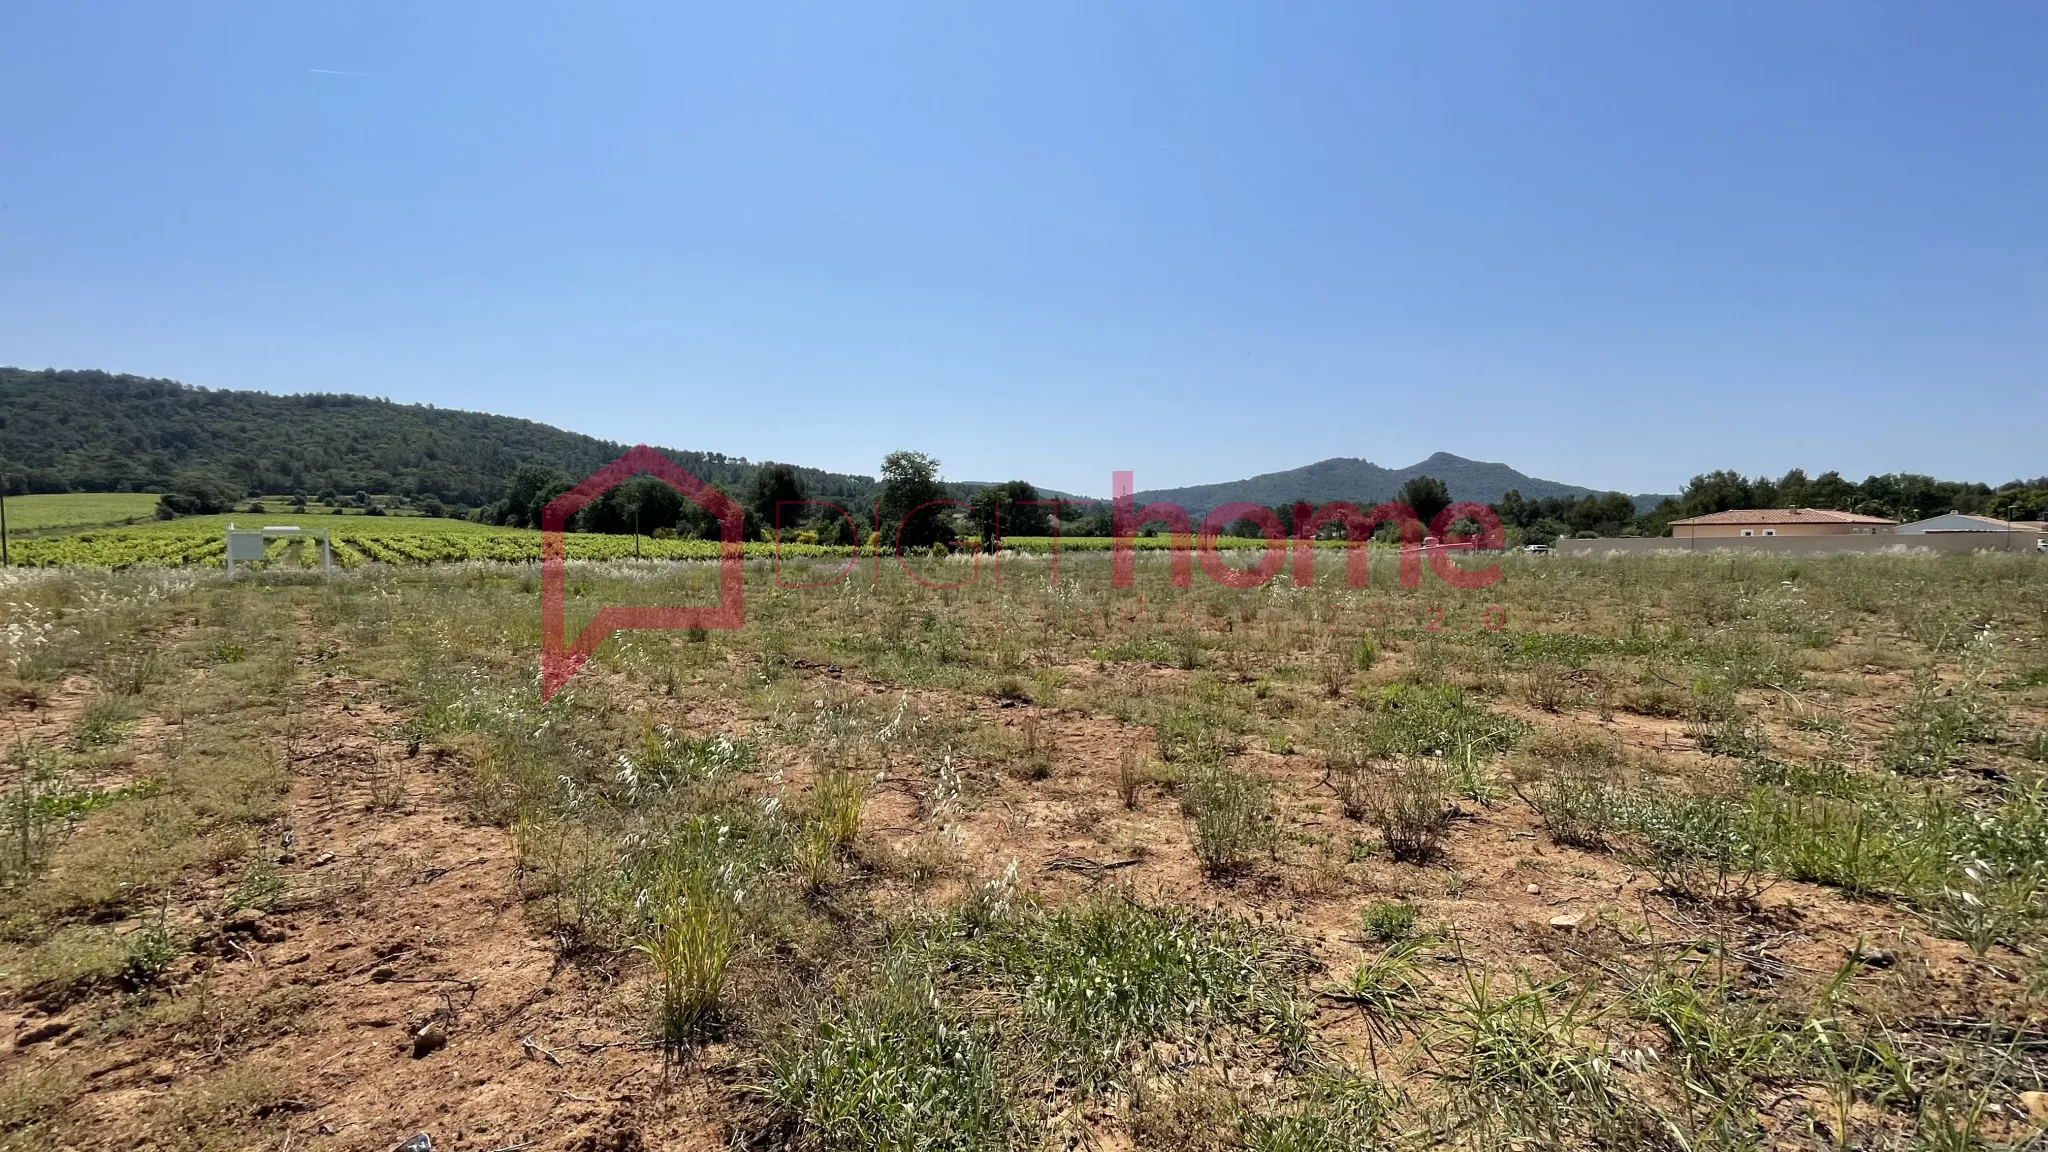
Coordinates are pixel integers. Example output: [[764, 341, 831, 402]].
[[320, 530, 332, 575], [1, 476, 9, 567], [225, 522, 235, 576]]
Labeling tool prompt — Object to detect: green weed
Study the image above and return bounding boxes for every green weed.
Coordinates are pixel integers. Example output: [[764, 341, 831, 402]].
[[761, 970, 1013, 1152], [1182, 762, 1280, 877]]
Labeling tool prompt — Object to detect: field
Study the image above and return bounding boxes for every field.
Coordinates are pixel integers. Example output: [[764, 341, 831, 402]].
[[1, 550, 2045, 1151], [0, 513, 859, 569], [0, 493, 161, 534], [1, 512, 1349, 569]]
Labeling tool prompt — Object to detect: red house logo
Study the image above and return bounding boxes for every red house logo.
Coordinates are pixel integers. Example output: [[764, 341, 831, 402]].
[[541, 445, 745, 701]]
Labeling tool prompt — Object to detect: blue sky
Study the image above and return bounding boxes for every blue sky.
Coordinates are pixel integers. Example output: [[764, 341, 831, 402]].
[[3, 2, 2043, 496]]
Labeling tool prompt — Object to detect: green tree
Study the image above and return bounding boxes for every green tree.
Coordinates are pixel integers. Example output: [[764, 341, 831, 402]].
[[1987, 488, 2047, 522], [1677, 470, 1758, 518], [492, 464, 575, 528], [877, 451, 954, 550], [747, 463, 809, 541], [575, 475, 685, 535], [1492, 489, 1532, 530], [154, 466, 243, 518], [969, 480, 1048, 548], [1395, 475, 1452, 530], [1564, 492, 1637, 537]]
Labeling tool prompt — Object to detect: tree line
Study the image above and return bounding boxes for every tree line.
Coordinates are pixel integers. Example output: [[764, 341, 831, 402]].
[[1220, 469, 2048, 546]]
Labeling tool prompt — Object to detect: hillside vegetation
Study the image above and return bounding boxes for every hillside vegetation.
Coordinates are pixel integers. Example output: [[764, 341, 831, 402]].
[[0, 367, 875, 508], [1127, 452, 1605, 517]]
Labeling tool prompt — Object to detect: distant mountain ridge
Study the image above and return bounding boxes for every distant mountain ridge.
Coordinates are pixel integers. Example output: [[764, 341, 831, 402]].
[[1127, 453, 1609, 518]]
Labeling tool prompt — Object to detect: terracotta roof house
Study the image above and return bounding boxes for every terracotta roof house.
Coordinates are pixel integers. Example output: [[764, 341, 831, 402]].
[[1669, 508, 1898, 540]]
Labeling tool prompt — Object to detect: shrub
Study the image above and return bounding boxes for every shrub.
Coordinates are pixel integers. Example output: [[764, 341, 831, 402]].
[[1322, 731, 1369, 821], [1117, 747, 1142, 810], [1513, 731, 1627, 850], [1617, 793, 1767, 908], [1183, 762, 1280, 876], [1351, 637, 1379, 673], [1362, 757, 1454, 864], [1882, 670, 1995, 776]]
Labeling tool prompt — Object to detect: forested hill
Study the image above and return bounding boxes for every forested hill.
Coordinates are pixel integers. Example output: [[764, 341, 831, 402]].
[[0, 368, 877, 506], [1128, 452, 1601, 518]]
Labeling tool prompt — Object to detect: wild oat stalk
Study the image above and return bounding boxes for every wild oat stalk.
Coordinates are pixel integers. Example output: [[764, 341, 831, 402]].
[[637, 845, 742, 1045]]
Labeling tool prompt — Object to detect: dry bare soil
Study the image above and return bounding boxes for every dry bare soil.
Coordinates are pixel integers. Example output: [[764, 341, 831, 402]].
[[2, 550, 2046, 1151]]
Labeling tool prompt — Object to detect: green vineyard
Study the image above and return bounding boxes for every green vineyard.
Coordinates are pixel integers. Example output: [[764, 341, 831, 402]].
[[5, 525, 856, 570], [0, 510, 1362, 570]]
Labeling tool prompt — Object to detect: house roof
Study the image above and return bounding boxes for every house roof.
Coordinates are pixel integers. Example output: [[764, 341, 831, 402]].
[[1669, 508, 1898, 527], [1897, 512, 2041, 533]]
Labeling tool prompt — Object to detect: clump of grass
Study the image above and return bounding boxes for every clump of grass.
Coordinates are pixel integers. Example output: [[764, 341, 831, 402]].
[[2024, 728, 2048, 765], [1317, 651, 1349, 698], [226, 858, 291, 912], [0, 1063, 78, 1148], [153, 1059, 297, 1149], [119, 905, 184, 990], [1517, 663, 1579, 714], [1182, 761, 1280, 877], [1321, 730, 1369, 821], [795, 763, 868, 892], [1235, 1067, 1393, 1152], [71, 693, 145, 750], [935, 894, 1303, 1091], [617, 727, 754, 797], [1360, 900, 1418, 943], [1358, 685, 1522, 799], [1155, 708, 1237, 765], [1361, 757, 1454, 864], [1014, 716, 1053, 781], [1329, 938, 1428, 1069], [1617, 792, 1768, 909], [1117, 747, 1142, 809], [1627, 965, 1790, 1137], [1427, 970, 1641, 1146], [0, 750, 159, 891], [1351, 637, 1379, 674], [98, 646, 163, 697], [636, 822, 745, 1044], [1511, 730, 1627, 850], [760, 970, 1012, 1152], [1883, 669, 1996, 776]]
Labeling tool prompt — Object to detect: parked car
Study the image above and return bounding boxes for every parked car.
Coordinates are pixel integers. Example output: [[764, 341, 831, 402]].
[[1524, 544, 1552, 555]]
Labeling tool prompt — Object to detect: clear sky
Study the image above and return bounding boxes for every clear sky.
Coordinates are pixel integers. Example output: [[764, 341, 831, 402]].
[[3, 2, 2042, 496]]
